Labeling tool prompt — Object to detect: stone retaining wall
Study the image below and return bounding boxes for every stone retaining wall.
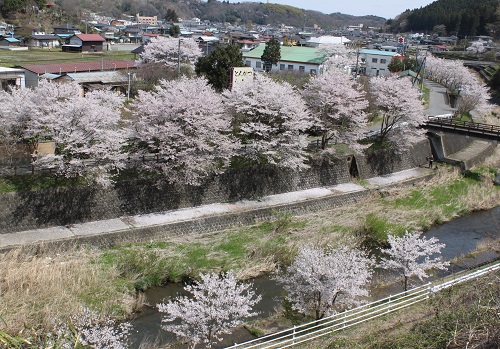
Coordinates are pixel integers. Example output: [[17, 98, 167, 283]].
[[0, 174, 434, 254], [0, 138, 436, 235]]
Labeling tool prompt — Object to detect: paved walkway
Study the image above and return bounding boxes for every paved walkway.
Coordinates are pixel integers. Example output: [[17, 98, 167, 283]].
[[0, 167, 433, 250]]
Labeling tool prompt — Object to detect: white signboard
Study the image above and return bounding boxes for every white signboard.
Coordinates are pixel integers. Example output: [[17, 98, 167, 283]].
[[230, 67, 254, 90]]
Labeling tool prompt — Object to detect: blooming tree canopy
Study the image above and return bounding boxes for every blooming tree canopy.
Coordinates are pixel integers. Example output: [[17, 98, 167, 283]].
[[424, 55, 492, 116], [317, 43, 357, 70], [138, 36, 202, 72], [369, 75, 427, 148], [224, 73, 312, 169], [49, 307, 132, 349], [378, 230, 449, 291], [0, 80, 127, 185], [275, 245, 373, 320], [130, 77, 236, 185], [303, 68, 368, 151], [157, 271, 261, 348]]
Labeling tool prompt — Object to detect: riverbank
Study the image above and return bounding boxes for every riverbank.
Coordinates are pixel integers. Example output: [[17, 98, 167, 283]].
[[0, 148, 499, 345]]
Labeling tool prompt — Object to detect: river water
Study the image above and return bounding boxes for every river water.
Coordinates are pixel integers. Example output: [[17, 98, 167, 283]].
[[128, 206, 500, 348]]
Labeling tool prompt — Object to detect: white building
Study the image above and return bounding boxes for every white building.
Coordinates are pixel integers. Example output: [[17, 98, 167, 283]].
[[359, 49, 401, 77], [0, 67, 26, 90]]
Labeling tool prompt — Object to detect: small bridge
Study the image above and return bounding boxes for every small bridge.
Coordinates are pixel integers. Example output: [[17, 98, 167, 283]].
[[424, 119, 500, 142]]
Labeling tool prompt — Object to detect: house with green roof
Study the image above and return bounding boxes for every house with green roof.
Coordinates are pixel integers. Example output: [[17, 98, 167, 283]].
[[242, 44, 328, 75]]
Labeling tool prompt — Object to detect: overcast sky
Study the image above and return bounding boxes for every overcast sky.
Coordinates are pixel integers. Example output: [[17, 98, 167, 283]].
[[226, 0, 437, 19]]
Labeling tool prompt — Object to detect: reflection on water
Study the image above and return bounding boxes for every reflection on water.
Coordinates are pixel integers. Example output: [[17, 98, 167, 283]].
[[129, 206, 500, 348]]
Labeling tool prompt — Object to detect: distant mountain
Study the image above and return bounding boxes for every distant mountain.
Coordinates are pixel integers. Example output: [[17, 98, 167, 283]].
[[388, 0, 499, 38], [0, 0, 387, 30]]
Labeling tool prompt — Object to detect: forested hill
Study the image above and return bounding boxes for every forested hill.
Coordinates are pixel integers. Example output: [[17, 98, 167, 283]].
[[0, 0, 386, 30], [389, 0, 499, 37]]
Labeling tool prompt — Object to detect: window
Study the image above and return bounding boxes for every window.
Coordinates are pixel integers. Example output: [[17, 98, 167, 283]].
[[245, 60, 251, 66], [372, 58, 378, 63], [310, 69, 317, 75], [280, 64, 285, 70], [256, 61, 261, 69], [380, 59, 387, 64], [288, 64, 294, 70], [299, 66, 305, 72]]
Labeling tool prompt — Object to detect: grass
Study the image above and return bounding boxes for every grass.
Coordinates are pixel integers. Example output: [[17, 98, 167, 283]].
[[0, 173, 88, 193], [303, 270, 500, 349], [0, 150, 499, 341], [0, 48, 134, 67]]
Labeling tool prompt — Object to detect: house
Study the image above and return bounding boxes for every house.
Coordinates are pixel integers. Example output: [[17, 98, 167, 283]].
[[20, 60, 135, 87], [0, 37, 21, 49], [54, 71, 129, 94], [359, 49, 401, 76], [53, 25, 81, 35], [243, 45, 327, 75], [63, 33, 105, 52], [0, 67, 26, 90], [305, 36, 351, 47], [27, 34, 60, 48]]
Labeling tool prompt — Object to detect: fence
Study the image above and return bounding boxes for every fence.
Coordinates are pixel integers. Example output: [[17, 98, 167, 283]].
[[227, 261, 500, 349]]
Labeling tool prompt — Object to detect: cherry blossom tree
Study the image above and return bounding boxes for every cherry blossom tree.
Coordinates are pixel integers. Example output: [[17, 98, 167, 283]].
[[378, 230, 449, 291], [424, 55, 493, 117], [316, 43, 357, 70], [0, 87, 37, 168], [369, 75, 427, 148], [138, 36, 202, 74], [130, 77, 236, 185], [275, 245, 373, 320], [49, 307, 132, 349], [0, 81, 127, 185], [157, 271, 261, 348], [303, 68, 368, 151], [223, 73, 312, 169]]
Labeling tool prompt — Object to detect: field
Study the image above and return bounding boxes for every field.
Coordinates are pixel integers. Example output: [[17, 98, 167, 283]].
[[0, 48, 135, 67]]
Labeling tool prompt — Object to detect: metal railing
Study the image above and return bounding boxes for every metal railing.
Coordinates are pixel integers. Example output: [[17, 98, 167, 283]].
[[227, 261, 500, 349], [424, 119, 500, 140]]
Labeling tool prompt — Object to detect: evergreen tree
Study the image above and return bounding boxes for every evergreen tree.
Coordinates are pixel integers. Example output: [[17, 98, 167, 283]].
[[261, 38, 281, 72], [165, 9, 178, 22], [168, 25, 180, 38], [195, 44, 244, 91], [387, 57, 404, 73]]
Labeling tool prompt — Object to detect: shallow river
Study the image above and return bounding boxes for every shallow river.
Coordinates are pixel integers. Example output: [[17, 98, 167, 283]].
[[128, 206, 500, 348]]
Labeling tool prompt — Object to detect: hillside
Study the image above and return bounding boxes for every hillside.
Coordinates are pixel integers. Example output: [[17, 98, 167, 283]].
[[0, 0, 386, 30], [388, 0, 500, 38]]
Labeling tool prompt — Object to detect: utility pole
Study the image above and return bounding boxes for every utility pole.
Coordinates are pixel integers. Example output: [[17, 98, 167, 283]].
[[177, 38, 181, 78], [127, 72, 131, 101]]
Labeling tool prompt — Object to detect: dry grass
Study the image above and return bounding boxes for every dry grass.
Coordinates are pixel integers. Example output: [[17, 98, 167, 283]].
[[0, 248, 137, 333], [0, 152, 499, 337]]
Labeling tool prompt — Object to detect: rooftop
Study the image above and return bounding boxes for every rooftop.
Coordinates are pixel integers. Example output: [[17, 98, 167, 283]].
[[20, 60, 136, 75], [243, 45, 327, 64]]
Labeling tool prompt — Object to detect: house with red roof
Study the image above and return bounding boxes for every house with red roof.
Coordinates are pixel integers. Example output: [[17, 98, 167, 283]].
[[63, 33, 106, 52]]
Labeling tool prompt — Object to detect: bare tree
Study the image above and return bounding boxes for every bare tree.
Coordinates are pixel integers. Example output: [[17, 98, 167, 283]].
[[157, 271, 261, 348], [275, 245, 373, 320], [379, 230, 449, 291]]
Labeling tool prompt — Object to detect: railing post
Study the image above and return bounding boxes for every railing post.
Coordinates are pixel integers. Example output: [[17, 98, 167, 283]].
[[386, 295, 391, 314], [292, 325, 296, 345]]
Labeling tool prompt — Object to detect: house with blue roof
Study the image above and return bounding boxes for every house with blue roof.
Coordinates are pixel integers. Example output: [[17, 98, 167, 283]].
[[0, 37, 21, 48], [359, 49, 401, 77], [242, 44, 327, 75]]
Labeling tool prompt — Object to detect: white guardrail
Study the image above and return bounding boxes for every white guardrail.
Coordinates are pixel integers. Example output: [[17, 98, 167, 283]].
[[227, 261, 500, 349]]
